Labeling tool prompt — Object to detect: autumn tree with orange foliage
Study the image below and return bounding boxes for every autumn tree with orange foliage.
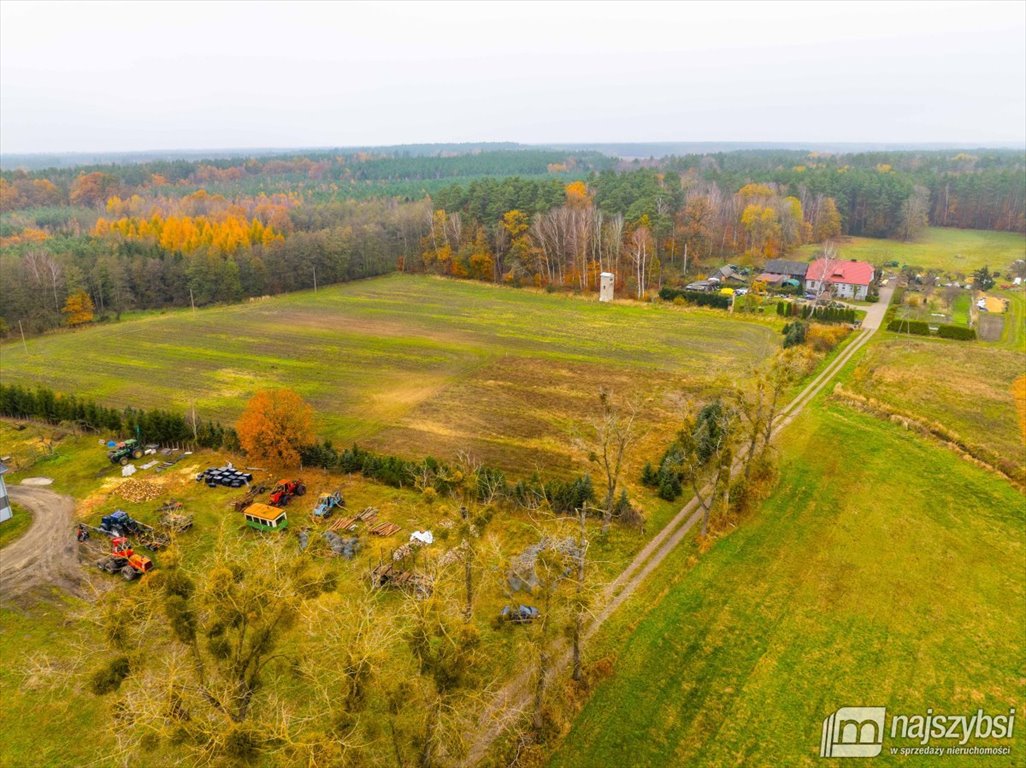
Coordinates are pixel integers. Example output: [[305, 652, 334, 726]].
[[1013, 375, 1026, 445], [236, 388, 315, 468], [62, 290, 95, 326], [70, 172, 119, 207]]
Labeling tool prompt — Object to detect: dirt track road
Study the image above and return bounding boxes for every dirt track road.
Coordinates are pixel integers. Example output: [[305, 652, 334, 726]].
[[464, 282, 895, 764], [0, 485, 79, 601]]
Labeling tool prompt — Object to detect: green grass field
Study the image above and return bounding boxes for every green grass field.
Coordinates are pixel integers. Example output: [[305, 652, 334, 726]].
[[550, 403, 1025, 768], [0, 503, 32, 549], [851, 286, 1026, 482], [0, 274, 780, 475], [797, 227, 1025, 274]]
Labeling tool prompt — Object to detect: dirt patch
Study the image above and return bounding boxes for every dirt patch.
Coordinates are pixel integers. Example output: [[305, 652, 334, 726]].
[[0, 486, 80, 602], [978, 314, 1004, 341], [19, 477, 53, 486]]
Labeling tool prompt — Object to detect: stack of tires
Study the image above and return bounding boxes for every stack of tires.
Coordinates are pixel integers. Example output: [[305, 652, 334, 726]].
[[195, 466, 254, 488]]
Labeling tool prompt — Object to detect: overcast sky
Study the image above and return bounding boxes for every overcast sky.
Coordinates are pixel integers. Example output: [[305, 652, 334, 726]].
[[1, 0, 1024, 154]]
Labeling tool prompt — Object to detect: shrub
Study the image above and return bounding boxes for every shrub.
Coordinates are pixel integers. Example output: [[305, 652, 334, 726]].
[[640, 461, 658, 487], [807, 323, 849, 353], [658, 475, 682, 501], [782, 320, 808, 348], [90, 656, 131, 695]]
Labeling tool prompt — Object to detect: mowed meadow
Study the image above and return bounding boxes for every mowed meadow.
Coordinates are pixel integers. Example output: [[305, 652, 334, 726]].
[[796, 226, 1026, 273], [550, 402, 1026, 768], [0, 274, 780, 474]]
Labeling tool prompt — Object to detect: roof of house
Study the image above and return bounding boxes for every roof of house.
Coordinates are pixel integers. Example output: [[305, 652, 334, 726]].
[[806, 258, 874, 286], [714, 265, 743, 279], [243, 502, 287, 521], [756, 272, 787, 284], [763, 259, 809, 277]]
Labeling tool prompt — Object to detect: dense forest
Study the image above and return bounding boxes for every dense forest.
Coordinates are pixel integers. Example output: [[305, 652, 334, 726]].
[[1, 147, 1023, 334]]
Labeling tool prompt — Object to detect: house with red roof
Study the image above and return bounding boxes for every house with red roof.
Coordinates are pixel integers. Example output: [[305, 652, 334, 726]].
[[805, 258, 875, 300]]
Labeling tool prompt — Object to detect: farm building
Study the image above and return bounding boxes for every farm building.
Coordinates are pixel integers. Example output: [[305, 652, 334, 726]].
[[710, 265, 746, 285], [0, 463, 11, 524], [762, 259, 809, 286], [805, 259, 875, 300], [243, 502, 289, 532], [755, 272, 801, 289]]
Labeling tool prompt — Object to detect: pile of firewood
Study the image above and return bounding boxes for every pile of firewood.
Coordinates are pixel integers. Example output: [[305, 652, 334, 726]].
[[116, 478, 165, 503]]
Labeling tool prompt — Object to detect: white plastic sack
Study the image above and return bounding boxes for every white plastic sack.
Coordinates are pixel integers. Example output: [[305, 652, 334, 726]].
[[410, 530, 434, 545]]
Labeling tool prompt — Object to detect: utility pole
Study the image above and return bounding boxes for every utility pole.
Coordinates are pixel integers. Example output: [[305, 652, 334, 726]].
[[189, 287, 196, 312], [312, 265, 318, 292], [18, 320, 28, 354]]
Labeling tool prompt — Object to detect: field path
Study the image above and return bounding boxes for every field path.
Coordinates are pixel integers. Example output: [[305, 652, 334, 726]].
[[0, 485, 79, 602], [463, 281, 895, 765]]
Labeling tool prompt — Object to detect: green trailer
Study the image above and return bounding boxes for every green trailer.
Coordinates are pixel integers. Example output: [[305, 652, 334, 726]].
[[242, 502, 289, 532]]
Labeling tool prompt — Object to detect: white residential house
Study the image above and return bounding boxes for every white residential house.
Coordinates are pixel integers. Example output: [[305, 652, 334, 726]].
[[0, 463, 12, 524], [805, 258, 875, 301]]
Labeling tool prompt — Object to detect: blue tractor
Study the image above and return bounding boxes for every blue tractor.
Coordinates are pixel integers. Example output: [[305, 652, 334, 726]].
[[312, 489, 344, 519]]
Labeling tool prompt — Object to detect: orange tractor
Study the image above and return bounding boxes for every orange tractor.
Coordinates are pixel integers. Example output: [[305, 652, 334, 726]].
[[269, 479, 306, 507], [96, 536, 154, 581]]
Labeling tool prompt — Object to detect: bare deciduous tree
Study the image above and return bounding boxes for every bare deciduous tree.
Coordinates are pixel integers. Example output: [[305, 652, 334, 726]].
[[577, 390, 639, 534]]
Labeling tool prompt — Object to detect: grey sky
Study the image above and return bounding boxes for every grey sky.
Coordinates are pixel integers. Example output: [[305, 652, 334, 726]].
[[1, 0, 1024, 153]]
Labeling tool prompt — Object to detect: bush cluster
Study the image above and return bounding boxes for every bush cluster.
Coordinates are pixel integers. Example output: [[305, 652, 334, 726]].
[[658, 287, 731, 308], [641, 401, 724, 501], [300, 441, 598, 514], [782, 321, 808, 348]]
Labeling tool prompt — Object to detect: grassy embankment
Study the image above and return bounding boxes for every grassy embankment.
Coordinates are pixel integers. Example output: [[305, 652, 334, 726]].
[[550, 399, 1025, 768]]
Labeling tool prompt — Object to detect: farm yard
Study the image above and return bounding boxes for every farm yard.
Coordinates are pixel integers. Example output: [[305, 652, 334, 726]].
[[0, 274, 781, 476], [0, 416, 681, 768], [549, 402, 1026, 768]]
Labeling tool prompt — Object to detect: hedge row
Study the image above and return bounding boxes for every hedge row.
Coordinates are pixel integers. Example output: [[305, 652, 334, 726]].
[[300, 440, 597, 514], [777, 302, 857, 324], [937, 324, 977, 340], [885, 319, 976, 340], [0, 384, 237, 449], [659, 287, 731, 308]]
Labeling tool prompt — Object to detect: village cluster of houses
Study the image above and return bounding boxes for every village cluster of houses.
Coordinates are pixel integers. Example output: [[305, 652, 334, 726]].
[[686, 257, 877, 302]]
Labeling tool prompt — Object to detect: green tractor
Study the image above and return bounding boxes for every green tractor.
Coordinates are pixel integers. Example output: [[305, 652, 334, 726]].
[[108, 438, 144, 466]]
